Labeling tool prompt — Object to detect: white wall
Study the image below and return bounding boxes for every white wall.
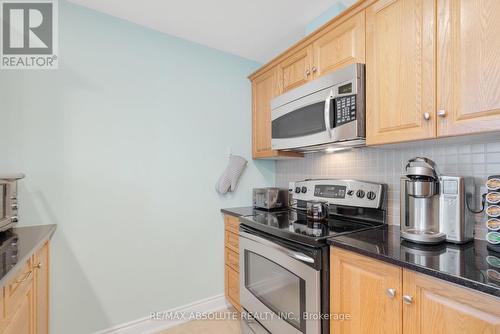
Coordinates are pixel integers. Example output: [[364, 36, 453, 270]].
[[0, 1, 274, 333]]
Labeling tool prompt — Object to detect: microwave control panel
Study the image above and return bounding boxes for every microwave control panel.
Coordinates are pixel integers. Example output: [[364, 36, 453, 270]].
[[335, 94, 357, 126]]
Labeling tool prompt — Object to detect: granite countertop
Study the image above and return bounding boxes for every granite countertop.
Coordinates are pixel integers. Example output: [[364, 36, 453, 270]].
[[221, 206, 262, 217], [328, 225, 500, 297], [0, 224, 57, 287]]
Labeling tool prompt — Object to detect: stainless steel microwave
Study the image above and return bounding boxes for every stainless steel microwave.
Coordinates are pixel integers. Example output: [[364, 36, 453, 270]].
[[271, 63, 365, 152], [0, 174, 24, 232]]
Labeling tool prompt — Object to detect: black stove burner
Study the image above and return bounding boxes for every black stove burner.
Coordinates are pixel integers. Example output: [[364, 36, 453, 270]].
[[241, 209, 383, 247]]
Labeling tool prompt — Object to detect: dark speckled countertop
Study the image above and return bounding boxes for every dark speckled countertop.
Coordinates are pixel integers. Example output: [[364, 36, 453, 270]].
[[328, 225, 500, 298], [0, 224, 56, 287], [221, 206, 266, 217]]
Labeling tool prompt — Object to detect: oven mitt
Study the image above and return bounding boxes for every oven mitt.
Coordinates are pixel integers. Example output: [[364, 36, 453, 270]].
[[216, 154, 248, 194]]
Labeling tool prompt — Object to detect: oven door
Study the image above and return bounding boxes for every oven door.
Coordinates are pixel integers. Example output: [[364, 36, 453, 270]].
[[271, 86, 334, 151], [239, 230, 321, 334]]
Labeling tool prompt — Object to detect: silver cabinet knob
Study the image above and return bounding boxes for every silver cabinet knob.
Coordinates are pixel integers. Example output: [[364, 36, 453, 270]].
[[312, 66, 318, 73], [437, 109, 446, 117], [11, 203, 18, 211], [386, 288, 396, 299], [403, 295, 413, 304], [10, 216, 18, 223], [423, 112, 430, 120], [305, 69, 311, 76]]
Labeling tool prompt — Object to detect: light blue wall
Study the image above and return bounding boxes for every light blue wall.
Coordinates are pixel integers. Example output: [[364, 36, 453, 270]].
[[305, 1, 356, 35], [0, 1, 275, 333]]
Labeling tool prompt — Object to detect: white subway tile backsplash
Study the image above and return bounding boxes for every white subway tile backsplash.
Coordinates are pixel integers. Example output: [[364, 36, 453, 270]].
[[487, 142, 500, 152], [275, 136, 500, 238], [487, 153, 500, 163]]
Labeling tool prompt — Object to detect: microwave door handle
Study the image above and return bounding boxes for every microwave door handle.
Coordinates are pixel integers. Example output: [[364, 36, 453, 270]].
[[324, 89, 334, 138]]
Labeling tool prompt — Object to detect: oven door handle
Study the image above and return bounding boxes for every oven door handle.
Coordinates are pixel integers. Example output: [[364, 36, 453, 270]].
[[324, 89, 334, 138], [239, 231, 315, 264]]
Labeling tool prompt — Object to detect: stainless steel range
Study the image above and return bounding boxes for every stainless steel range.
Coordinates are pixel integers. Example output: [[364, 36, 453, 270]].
[[239, 179, 387, 334]]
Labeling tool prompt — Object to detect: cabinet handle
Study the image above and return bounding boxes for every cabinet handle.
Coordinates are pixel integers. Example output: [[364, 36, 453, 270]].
[[437, 109, 446, 118], [34, 262, 42, 269], [423, 112, 430, 120], [386, 288, 396, 299], [312, 66, 318, 73], [16, 270, 32, 284], [305, 69, 311, 77], [403, 295, 413, 304]]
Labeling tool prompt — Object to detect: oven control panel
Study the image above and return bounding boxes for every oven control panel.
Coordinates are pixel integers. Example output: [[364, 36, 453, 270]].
[[290, 179, 385, 209]]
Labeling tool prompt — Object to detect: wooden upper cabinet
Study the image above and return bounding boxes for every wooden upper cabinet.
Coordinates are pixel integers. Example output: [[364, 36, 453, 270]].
[[252, 67, 302, 159], [403, 270, 500, 334], [437, 0, 500, 137], [312, 10, 365, 78], [366, 0, 436, 145], [252, 68, 278, 157], [331, 247, 402, 334], [277, 45, 313, 93]]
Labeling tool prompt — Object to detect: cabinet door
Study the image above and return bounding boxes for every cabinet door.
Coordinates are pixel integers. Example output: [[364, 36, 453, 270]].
[[403, 270, 500, 334], [312, 10, 365, 78], [252, 68, 278, 157], [278, 46, 312, 93], [224, 265, 240, 311], [437, 0, 500, 136], [34, 243, 49, 334], [252, 69, 303, 159], [4, 282, 34, 334], [366, 0, 436, 145], [330, 247, 402, 334]]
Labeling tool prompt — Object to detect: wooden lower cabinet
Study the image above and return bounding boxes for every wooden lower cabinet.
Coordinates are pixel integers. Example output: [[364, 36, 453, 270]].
[[223, 215, 241, 311], [403, 270, 500, 334], [224, 265, 240, 311], [4, 283, 34, 334], [34, 243, 49, 334], [0, 242, 50, 334], [331, 247, 500, 334], [330, 247, 402, 334]]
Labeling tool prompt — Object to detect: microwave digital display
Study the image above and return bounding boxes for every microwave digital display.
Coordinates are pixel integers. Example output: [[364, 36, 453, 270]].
[[338, 83, 352, 95], [314, 185, 346, 199]]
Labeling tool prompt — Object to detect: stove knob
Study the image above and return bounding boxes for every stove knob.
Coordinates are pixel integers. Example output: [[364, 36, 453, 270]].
[[367, 191, 377, 200], [11, 203, 18, 211], [347, 190, 354, 196], [295, 187, 301, 194], [301, 187, 307, 194], [356, 190, 365, 198], [10, 216, 18, 223]]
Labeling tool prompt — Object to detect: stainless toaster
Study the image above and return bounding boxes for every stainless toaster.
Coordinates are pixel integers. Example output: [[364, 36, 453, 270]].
[[253, 188, 288, 210]]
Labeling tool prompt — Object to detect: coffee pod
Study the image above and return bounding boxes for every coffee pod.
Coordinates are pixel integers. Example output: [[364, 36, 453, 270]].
[[487, 192, 500, 204], [487, 218, 500, 231], [487, 205, 500, 217], [487, 269, 500, 283], [486, 255, 500, 268], [487, 178, 500, 191], [487, 231, 500, 244]]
